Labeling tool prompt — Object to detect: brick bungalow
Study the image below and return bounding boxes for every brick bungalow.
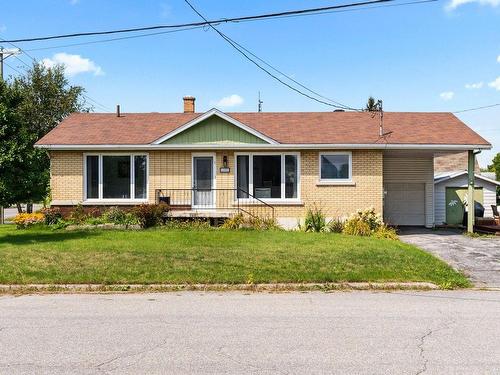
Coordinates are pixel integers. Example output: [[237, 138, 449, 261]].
[[35, 97, 492, 229]]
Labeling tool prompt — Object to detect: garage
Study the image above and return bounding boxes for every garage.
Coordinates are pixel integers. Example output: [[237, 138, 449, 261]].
[[384, 183, 426, 226], [383, 152, 434, 227]]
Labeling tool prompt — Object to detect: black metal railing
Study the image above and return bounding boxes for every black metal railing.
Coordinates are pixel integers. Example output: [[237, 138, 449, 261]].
[[155, 188, 274, 219]]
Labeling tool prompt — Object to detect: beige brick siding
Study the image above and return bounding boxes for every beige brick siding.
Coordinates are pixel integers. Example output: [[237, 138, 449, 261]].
[[50, 149, 383, 220], [49, 151, 83, 202]]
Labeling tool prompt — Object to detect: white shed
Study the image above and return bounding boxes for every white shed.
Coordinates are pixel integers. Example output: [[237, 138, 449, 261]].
[[434, 171, 500, 225]]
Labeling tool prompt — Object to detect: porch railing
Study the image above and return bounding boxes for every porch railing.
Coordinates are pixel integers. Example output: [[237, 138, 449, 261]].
[[155, 188, 275, 219]]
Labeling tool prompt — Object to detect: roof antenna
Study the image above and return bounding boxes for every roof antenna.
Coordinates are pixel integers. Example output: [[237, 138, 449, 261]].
[[258, 91, 263, 113], [377, 100, 383, 137]]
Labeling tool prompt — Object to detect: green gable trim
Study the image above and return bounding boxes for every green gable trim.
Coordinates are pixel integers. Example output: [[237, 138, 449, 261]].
[[162, 116, 268, 144]]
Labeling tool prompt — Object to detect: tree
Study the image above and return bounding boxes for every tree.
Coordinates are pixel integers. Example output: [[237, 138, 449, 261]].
[[486, 153, 500, 204], [365, 96, 380, 112], [0, 63, 88, 212]]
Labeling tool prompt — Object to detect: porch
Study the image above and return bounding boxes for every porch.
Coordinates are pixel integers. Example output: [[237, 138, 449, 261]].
[[155, 188, 275, 220]]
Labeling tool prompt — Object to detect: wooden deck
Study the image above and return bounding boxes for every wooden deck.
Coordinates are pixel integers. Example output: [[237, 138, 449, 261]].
[[474, 224, 500, 235]]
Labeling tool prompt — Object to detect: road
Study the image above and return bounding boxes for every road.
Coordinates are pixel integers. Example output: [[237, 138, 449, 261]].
[[0, 291, 499, 374]]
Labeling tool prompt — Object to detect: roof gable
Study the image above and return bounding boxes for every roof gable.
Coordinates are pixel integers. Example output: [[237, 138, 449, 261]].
[[153, 109, 277, 145]]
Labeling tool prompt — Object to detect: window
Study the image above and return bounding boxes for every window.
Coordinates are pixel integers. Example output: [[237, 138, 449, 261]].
[[235, 153, 300, 201], [84, 154, 148, 201], [320, 153, 352, 182]]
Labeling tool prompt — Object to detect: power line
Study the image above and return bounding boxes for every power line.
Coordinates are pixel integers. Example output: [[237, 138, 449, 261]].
[[4, 0, 396, 43], [3, 61, 23, 76], [183, 0, 359, 111], [0, 39, 114, 113], [24, 25, 206, 52], [453, 103, 500, 114]]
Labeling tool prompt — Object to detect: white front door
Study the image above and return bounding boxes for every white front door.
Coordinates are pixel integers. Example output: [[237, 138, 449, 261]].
[[193, 156, 215, 208]]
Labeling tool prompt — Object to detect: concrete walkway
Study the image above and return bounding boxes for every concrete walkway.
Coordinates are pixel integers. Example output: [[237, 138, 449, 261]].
[[400, 228, 500, 288]]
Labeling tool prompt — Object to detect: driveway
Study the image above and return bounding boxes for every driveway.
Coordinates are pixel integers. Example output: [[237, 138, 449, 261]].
[[0, 291, 499, 374], [400, 228, 500, 288]]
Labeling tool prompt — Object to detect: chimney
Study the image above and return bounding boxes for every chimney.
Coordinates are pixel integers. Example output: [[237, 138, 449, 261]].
[[183, 96, 195, 113]]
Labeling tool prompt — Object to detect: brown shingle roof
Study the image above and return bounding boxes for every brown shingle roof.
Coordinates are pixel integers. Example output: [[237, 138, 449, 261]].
[[36, 111, 491, 146]]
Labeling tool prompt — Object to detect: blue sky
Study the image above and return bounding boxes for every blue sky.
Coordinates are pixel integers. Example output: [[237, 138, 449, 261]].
[[1, 0, 499, 165]]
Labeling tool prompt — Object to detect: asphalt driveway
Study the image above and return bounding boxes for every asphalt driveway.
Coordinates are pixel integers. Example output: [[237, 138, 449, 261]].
[[400, 228, 500, 288]]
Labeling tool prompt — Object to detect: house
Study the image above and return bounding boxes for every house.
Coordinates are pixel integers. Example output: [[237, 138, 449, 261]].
[[433, 152, 500, 225], [35, 96, 492, 229]]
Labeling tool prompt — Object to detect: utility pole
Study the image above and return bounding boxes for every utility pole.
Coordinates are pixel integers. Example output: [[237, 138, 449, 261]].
[[0, 47, 21, 81], [258, 91, 263, 113], [0, 47, 21, 224]]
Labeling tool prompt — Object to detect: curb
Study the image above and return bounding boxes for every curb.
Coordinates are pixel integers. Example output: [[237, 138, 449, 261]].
[[0, 282, 439, 294]]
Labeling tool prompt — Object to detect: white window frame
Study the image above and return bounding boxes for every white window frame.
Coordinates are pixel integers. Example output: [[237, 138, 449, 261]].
[[318, 151, 353, 184], [83, 153, 149, 203], [234, 152, 301, 203]]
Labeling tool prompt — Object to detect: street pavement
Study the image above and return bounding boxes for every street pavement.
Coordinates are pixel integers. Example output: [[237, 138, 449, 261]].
[[0, 291, 499, 374]]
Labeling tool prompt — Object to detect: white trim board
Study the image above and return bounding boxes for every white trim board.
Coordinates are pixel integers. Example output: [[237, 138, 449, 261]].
[[36, 143, 492, 151], [151, 108, 279, 145], [434, 171, 500, 186]]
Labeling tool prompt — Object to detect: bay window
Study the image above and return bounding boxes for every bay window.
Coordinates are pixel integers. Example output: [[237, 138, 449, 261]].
[[235, 153, 299, 201], [84, 154, 148, 201], [319, 152, 352, 182]]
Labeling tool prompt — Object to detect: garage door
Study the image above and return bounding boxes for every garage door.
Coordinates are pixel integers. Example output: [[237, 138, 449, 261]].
[[384, 183, 425, 226]]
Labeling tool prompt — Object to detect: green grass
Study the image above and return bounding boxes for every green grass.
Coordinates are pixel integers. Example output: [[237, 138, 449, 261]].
[[0, 225, 470, 287]]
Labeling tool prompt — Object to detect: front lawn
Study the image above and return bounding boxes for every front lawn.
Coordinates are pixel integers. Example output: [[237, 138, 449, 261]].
[[0, 225, 470, 287]]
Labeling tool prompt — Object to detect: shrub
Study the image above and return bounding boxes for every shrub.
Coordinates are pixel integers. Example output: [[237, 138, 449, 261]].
[[13, 213, 45, 228], [164, 219, 212, 230], [40, 208, 62, 225], [222, 213, 280, 230], [68, 204, 87, 225], [373, 225, 399, 240], [303, 205, 327, 232], [132, 203, 169, 228], [353, 207, 383, 231], [102, 206, 127, 224], [343, 217, 371, 236], [327, 218, 344, 233]]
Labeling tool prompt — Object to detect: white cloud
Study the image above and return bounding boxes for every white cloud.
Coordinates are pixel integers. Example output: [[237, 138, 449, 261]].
[[497, 55, 500, 63], [488, 76, 500, 90], [42, 53, 103, 77], [215, 94, 244, 108], [465, 81, 483, 89], [70, 0, 80, 4], [440, 91, 455, 101], [446, 0, 500, 9]]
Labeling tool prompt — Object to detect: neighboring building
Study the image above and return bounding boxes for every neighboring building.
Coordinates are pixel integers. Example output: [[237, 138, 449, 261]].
[[35, 97, 492, 228], [434, 171, 500, 225], [433, 152, 499, 225]]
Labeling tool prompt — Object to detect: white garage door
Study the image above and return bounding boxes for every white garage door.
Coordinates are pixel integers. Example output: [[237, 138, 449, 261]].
[[384, 183, 425, 226]]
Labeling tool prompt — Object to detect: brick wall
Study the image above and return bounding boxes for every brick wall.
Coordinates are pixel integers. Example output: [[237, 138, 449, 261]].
[[49, 151, 83, 203], [50, 149, 383, 221]]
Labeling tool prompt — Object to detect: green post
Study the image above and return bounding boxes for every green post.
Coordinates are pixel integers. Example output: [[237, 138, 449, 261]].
[[467, 150, 475, 233]]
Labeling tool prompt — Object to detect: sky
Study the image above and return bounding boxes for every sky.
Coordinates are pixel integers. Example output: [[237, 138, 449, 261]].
[[1, 0, 499, 166]]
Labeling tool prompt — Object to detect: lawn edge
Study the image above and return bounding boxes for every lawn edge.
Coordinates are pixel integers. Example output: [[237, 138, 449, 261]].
[[0, 282, 442, 295]]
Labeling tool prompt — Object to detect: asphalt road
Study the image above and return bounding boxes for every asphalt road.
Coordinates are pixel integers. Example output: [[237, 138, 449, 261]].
[[0, 291, 499, 374]]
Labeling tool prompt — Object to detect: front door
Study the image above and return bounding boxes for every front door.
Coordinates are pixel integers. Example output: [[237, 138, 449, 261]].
[[193, 156, 214, 208]]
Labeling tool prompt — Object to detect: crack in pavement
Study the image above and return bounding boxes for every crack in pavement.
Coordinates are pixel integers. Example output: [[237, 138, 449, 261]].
[[95, 338, 170, 372], [415, 314, 457, 375]]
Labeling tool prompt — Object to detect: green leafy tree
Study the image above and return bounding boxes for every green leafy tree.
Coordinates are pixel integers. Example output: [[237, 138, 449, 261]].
[[0, 63, 88, 212], [486, 153, 500, 204], [365, 96, 380, 112]]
